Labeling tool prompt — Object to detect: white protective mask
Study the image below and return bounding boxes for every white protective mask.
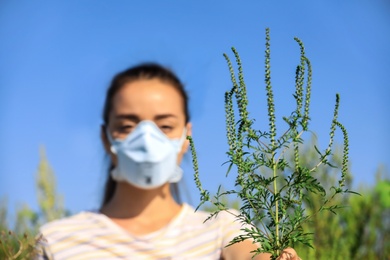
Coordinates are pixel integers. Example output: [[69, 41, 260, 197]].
[[107, 120, 186, 189]]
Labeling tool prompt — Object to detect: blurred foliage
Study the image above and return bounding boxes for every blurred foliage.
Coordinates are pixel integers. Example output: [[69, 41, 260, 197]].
[[0, 146, 67, 259], [292, 141, 390, 260], [0, 230, 42, 260], [36, 146, 66, 223]]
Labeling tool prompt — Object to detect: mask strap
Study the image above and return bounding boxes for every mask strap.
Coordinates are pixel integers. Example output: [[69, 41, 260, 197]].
[[104, 126, 118, 154], [178, 127, 188, 145], [105, 126, 114, 143]]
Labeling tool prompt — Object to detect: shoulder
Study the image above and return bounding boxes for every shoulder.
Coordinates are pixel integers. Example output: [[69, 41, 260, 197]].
[[40, 211, 98, 230], [185, 204, 241, 226], [180, 203, 238, 226], [182, 203, 240, 221], [35, 212, 100, 259], [191, 207, 261, 259], [180, 204, 243, 241], [39, 211, 105, 241]]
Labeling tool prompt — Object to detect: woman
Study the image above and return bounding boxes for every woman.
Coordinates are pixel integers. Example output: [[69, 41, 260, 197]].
[[37, 63, 299, 260]]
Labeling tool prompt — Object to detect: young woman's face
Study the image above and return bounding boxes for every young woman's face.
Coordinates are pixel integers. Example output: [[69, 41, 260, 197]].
[[103, 78, 191, 165]]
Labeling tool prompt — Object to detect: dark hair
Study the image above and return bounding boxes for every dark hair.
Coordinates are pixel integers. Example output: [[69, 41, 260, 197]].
[[101, 63, 190, 206]]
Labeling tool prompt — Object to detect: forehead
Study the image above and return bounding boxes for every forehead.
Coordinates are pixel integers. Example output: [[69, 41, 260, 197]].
[[111, 78, 184, 117]]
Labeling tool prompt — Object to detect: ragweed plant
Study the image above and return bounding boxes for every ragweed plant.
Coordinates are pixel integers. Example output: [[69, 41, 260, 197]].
[[188, 28, 354, 259]]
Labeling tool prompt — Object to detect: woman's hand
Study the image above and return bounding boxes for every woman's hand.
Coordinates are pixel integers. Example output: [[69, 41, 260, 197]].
[[276, 248, 300, 260], [222, 239, 301, 260]]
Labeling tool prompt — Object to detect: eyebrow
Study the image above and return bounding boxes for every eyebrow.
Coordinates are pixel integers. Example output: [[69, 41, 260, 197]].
[[115, 114, 139, 121], [115, 113, 178, 121], [155, 114, 178, 120]]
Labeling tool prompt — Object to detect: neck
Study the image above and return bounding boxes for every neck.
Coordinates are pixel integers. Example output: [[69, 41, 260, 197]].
[[100, 182, 181, 219]]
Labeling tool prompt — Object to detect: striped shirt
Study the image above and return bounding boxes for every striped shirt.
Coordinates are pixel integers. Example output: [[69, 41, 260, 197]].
[[36, 204, 246, 259]]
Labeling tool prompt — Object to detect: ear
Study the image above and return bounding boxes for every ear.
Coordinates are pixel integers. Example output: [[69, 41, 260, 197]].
[[182, 122, 192, 153], [101, 124, 111, 153], [101, 124, 117, 166], [177, 122, 192, 165]]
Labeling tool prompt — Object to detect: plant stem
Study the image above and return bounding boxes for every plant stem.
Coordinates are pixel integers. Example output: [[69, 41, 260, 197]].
[[273, 158, 280, 254]]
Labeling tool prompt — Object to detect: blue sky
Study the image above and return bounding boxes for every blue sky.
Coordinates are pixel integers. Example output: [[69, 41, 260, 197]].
[[1, 1, 389, 218]]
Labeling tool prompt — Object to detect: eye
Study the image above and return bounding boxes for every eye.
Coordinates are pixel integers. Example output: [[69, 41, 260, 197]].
[[118, 125, 134, 133], [159, 125, 173, 133]]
